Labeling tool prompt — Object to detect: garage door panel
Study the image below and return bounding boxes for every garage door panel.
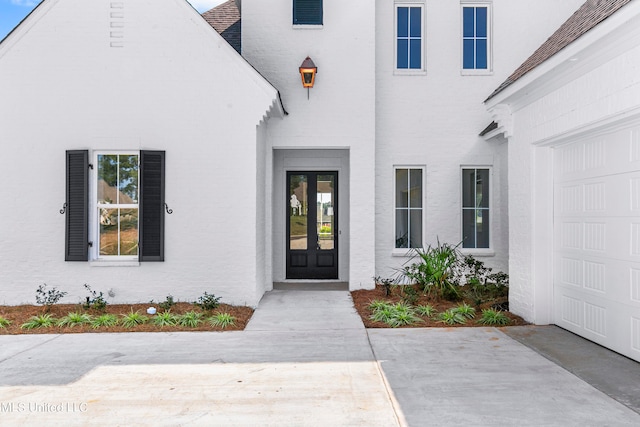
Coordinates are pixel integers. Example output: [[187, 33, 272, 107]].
[[554, 286, 639, 359], [555, 129, 640, 181], [554, 128, 640, 363]]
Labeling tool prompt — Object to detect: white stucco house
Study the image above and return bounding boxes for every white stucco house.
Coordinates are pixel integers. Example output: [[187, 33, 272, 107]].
[[1, 0, 638, 360]]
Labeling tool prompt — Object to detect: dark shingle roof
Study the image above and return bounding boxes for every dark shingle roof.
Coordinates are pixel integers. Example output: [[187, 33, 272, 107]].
[[202, 0, 241, 53], [486, 0, 633, 101]]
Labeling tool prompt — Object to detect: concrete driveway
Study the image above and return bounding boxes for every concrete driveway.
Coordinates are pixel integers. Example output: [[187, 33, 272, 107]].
[[0, 289, 638, 426]]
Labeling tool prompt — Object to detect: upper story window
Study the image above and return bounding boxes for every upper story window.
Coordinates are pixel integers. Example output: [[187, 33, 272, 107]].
[[462, 168, 490, 249], [293, 0, 323, 25], [461, 3, 491, 73], [395, 167, 424, 249], [395, 3, 424, 72]]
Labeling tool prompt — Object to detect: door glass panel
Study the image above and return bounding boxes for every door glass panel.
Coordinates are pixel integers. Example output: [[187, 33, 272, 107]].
[[317, 175, 335, 250], [289, 175, 308, 250]]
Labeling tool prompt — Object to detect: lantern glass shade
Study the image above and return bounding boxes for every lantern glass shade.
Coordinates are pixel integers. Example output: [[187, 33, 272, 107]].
[[299, 57, 317, 88]]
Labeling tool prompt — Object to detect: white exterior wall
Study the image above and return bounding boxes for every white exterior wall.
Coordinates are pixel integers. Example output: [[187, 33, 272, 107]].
[[242, 0, 376, 289], [374, 0, 583, 279], [0, 0, 280, 306], [488, 2, 640, 323]]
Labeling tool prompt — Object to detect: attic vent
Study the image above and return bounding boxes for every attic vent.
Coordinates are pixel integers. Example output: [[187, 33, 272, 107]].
[[110, 2, 125, 48]]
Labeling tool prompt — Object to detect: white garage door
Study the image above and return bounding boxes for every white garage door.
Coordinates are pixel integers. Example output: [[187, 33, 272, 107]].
[[554, 127, 640, 362]]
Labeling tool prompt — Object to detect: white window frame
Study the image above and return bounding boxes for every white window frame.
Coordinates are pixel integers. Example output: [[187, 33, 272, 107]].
[[460, 1, 493, 75], [394, 0, 426, 75], [91, 150, 140, 263], [460, 166, 493, 254], [393, 166, 426, 256]]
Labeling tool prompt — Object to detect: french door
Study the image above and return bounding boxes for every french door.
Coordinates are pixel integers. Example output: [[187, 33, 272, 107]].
[[286, 171, 338, 279]]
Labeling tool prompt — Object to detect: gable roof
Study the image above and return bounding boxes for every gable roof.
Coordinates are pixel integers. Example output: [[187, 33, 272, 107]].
[[202, 0, 241, 53], [486, 0, 633, 101]]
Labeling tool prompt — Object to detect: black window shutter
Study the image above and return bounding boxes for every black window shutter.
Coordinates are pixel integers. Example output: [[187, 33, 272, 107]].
[[139, 150, 165, 262], [65, 150, 89, 261], [293, 0, 323, 25]]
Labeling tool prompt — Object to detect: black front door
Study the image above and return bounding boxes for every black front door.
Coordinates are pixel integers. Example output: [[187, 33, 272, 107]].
[[286, 171, 338, 279]]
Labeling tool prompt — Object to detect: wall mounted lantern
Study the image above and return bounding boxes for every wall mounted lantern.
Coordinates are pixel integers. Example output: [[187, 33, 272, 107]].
[[299, 56, 317, 98]]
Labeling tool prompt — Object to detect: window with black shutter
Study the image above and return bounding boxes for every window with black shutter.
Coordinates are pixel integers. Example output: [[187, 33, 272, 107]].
[[293, 0, 323, 25], [65, 150, 89, 261], [139, 150, 165, 262], [64, 150, 165, 262]]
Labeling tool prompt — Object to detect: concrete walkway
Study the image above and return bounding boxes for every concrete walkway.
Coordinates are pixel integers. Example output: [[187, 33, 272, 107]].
[[0, 289, 638, 426]]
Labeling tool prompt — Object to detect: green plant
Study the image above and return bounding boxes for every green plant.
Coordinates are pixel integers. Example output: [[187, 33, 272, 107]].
[[35, 284, 67, 309], [121, 311, 148, 328], [194, 292, 221, 311], [437, 309, 467, 325], [152, 311, 178, 327], [91, 314, 118, 328], [478, 308, 510, 326], [177, 311, 204, 327], [0, 316, 11, 328], [158, 295, 176, 311], [399, 285, 418, 305], [462, 256, 509, 305], [452, 302, 476, 319], [402, 239, 462, 300], [208, 312, 236, 328], [368, 300, 391, 312], [373, 276, 395, 296], [82, 284, 108, 311], [57, 312, 93, 327], [21, 314, 57, 329], [415, 304, 437, 317], [370, 302, 422, 328]]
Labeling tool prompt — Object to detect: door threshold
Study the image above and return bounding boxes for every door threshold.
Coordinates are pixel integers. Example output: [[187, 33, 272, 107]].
[[273, 281, 349, 291]]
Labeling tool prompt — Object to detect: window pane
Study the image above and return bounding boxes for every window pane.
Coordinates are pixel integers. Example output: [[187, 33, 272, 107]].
[[476, 7, 487, 37], [119, 155, 139, 204], [396, 169, 408, 207], [462, 209, 476, 248], [119, 208, 139, 256], [395, 209, 409, 248], [397, 39, 408, 69], [97, 155, 118, 204], [409, 7, 421, 38], [397, 7, 408, 37], [409, 169, 422, 208], [463, 39, 475, 69], [462, 169, 475, 207], [463, 7, 474, 37], [409, 210, 422, 248], [409, 39, 421, 69], [99, 208, 118, 255], [476, 209, 490, 248], [317, 175, 334, 251], [289, 174, 307, 250], [476, 169, 489, 208], [476, 39, 488, 69]]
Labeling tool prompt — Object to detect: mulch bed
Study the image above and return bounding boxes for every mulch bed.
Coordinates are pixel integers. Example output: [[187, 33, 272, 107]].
[[0, 302, 253, 335], [351, 284, 528, 328]]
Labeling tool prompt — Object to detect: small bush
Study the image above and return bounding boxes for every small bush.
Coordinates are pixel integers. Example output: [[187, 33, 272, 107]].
[[452, 303, 476, 319], [478, 309, 510, 326], [82, 284, 107, 311], [91, 314, 118, 328], [415, 304, 437, 317], [121, 311, 148, 328], [0, 316, 11, 328], [194, 292, 221, 311], [152, 311, 178, 327], [437, 309, 467, 325], [21, 314, 57, 329], [370, 302, 422, 328], [208, 313, 236, 329], [401, 240, 462, 301], [158, 295, 176, 311], [57, 312, 93, 328], [177, 311, 204, 327], [35, 284, 67, 309]]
